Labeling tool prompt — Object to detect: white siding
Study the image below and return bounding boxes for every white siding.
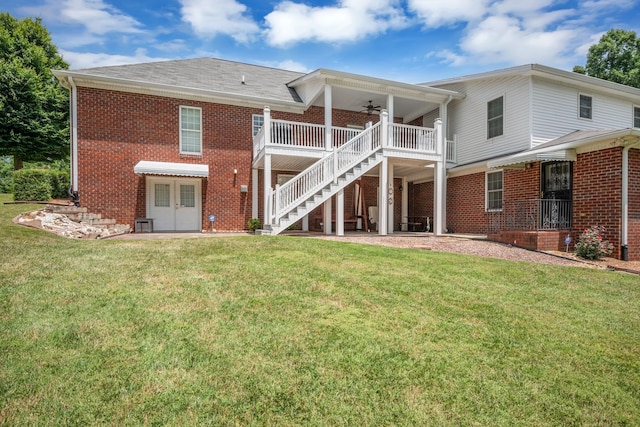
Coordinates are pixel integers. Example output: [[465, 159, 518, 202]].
[[531, 77, 635, 145], [437, 75, 531, 165]]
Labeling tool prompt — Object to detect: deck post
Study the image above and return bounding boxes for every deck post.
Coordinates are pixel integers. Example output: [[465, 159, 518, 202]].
[[401, 177, 408, 231], [263, 153, 271, 228], [379, 156, 388, 236], [380, 110, 389, 149], [387, 161, 394, 234], [252, 168, 259, 220], [323, 197, 332, 235], [336, 189, 345, 236], [433, 118, 445, 236]]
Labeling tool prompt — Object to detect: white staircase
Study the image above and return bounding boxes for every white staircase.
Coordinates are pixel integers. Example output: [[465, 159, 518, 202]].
[[264, 122, 383, 235]]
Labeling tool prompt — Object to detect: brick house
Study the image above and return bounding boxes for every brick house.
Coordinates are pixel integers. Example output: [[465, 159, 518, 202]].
[[53, 59, 640, 261]]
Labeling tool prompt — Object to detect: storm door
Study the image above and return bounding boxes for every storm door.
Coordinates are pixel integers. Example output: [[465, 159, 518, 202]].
[[540, 161, 572, 229]]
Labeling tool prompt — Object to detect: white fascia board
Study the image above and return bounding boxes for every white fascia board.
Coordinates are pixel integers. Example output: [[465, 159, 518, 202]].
[[288, 68, 464, 101]]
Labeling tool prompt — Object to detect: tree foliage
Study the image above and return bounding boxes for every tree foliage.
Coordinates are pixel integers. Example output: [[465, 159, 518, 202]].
[[0, 13, 69, 169], [573, 28, 640, 88]]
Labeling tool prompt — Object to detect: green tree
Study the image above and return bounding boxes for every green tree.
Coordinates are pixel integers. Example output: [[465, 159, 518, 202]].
[[0, 13, 69, 170], [573, 28, 640, 88]]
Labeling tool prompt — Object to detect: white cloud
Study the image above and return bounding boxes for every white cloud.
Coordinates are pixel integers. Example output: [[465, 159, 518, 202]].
[[425, 1, 603, 68], [407, 0, 490, 27], [21, 0, 144, 35], [274, 60, 310, 73], [179, 0, 260, 43], [61, 48, 169, 69], [264, 0, 409, 47], [460, 14, 578, 65]]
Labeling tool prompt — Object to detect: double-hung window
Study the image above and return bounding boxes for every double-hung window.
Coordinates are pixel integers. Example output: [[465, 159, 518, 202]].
[[634, 106, 640, 128], [486, 170, 503, 211], [487, 96, 504, 139], [252, 114, 264, 137], [579, 94, 592, 119], [180, 106, 202, 154]]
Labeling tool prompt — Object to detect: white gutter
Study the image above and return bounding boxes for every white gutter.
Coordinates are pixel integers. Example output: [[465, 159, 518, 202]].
[[622, 139, 640, 259], [68, 76, 78, 194]]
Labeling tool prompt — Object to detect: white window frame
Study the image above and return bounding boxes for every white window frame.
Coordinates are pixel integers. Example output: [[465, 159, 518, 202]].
[[486, 170, 503, 212], [633, 105, 640, 129], [180, 106, 202, 155], [252, 114, 264, 137], [578, 94, 593, 120], [487, 96, 504, 140]]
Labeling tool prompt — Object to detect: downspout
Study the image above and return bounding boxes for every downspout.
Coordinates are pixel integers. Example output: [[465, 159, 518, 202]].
[[622, 139, 640, 261], [67, 76, 80, 206]]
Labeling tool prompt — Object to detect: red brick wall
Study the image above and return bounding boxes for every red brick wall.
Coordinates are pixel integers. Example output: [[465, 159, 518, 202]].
[[627, 147, 639, 260], [76, 87, 385, 231], [446, 172, 486, 233], [572, 147, 623, 258], [409, 182, 433, 219]]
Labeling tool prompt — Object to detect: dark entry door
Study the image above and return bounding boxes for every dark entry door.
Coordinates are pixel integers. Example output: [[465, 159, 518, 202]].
[[540, 161, 572, 229]]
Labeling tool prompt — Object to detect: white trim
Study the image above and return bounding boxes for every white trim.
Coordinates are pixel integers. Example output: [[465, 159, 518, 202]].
[[134, 160, 209, 177], [578, 93, 593, 120], [487, 95, 505, 140], [485, 170, 504, 212], [179, 105, 202, 155]]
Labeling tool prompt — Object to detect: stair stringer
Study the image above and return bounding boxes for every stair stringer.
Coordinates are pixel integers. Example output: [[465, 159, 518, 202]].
[[268, 152, 384, 235]]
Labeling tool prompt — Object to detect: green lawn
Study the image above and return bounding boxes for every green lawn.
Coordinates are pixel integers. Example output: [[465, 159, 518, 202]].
[[1, 195, 639, 426]]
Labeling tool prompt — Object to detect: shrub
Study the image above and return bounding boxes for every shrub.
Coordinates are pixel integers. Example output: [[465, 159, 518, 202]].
[[0, 159, 13, 193], [13, 169, 52, 201], [247, 218, 261, 231], [575, 226, 614, 260], [50, 169, 70, 198]]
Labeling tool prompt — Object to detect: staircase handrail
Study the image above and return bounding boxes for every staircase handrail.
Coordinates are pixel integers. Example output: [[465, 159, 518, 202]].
[[271, 122, 381, 223]]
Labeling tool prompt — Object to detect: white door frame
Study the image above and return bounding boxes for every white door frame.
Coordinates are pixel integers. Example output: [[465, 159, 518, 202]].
[[146, 177, 202, 231]]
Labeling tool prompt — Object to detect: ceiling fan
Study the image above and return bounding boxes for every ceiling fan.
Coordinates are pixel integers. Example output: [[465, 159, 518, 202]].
[[361, 100, 382, 115]]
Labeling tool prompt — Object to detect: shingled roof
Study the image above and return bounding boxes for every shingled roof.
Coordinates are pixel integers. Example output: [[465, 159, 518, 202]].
[[60, 57, 305, 104]]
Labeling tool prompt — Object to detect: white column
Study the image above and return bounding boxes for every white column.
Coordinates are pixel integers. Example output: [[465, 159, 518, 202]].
[[336, 189, 345, 236], [302, 215, 309, 232], [323, 198, 332, 235], [252, 168, 259, 219], [325, 85, 332, 151], [379, 157, 388, 236], [263, 107, 272, 228], [433, 118, 445, 235], [263, 154, 272, 227], [387, 162, 394, 234], [401, 177, 408, 231]]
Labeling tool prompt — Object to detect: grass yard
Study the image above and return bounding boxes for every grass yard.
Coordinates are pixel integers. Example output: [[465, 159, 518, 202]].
[[1, 195, 639, 426]]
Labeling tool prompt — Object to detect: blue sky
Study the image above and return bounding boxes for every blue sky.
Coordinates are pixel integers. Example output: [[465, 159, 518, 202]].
[[6, 0, 640, 82]]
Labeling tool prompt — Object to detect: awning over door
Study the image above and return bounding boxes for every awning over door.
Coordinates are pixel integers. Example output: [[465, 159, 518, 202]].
[[134, 160, 209, 177], [487, 149, 576, 169]]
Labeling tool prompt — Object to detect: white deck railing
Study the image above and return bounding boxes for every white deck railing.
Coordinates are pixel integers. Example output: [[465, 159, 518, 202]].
[[271, 122, 381, 222], [253, 120, 364, 157], [446, 136, 457, 163], [390, 123, 436, 152]]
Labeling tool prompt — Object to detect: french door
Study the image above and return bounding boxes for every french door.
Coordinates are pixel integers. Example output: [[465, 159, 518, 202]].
[[147, 177, 201, 231]]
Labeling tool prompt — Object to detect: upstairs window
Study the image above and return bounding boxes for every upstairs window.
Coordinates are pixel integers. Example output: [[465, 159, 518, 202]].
[[486, 170, 503, 211], [252, 114, 264, 136], [634, 106, 640, 128], [487, 96, 504, 139], [180, 106, 202, 154], [579, 94, 592, 119]]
